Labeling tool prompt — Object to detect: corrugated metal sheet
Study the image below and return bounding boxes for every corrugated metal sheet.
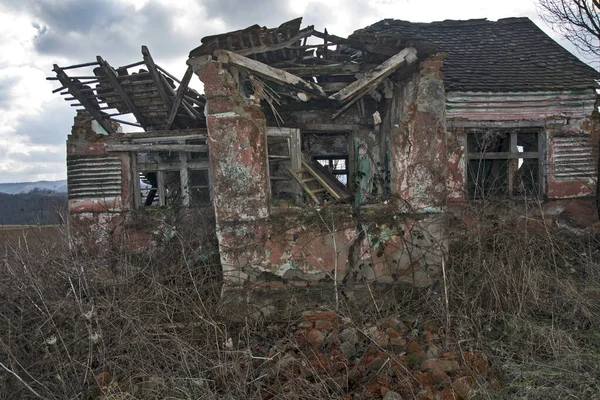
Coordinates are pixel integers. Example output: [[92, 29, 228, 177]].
[[552, 136, 596, 179], [446, 90, 597, 121], [67, 155, 122, 200]]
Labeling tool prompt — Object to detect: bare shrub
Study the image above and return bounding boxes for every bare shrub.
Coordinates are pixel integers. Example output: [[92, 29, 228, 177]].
[[0, 208, 227, 399], [445, 211, 600, 398]]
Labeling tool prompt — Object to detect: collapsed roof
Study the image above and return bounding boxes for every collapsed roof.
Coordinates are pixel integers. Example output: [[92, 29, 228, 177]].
[[50, 16, 599, 131], [48, 46, 206, 134]]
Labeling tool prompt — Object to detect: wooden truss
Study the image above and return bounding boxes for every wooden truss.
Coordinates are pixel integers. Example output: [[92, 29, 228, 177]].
[[48, 46, 206, 133]]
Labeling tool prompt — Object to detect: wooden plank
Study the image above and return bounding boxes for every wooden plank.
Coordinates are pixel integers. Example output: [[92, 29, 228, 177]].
[[53, 64, 116, 135], [137, 160, 209, 172], [290, 168, 320, 203], [110, 118, 142, 127], [289, 128, 302, 204], [141, 45, 173, 110], [215, 49, 327, 98], [106, 144, 208, 152], [131, 135, 206, 143], [323, 29, 329, 60], [165, 65, 194, 130], [156, 64, 182, 84], [180, 151, 190, 206], [312, 30, 399, 56], [321, 82, 351, 92], [281, 64, 361, 76], [235, 26, 314, 57], [120, 60, 146, 69], [97, 56, 148, 129], [329, 47, 417, 104], [62, 61, 99, 70], [302, 161, 343, 200], [119, 128, 207, 139]]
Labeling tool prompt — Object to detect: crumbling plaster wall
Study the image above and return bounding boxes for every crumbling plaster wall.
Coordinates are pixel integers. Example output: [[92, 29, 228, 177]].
[[67, 112, 134, 242], [190, 54, 448, 289], [382, 54, 448, 212]]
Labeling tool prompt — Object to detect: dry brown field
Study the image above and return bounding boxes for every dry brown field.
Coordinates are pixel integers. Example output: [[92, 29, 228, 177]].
[[0, 225, 64, 252]]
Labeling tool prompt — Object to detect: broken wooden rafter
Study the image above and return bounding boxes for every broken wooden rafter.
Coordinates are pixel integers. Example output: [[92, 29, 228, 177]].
[[141, 45, 173, 111], [53, 64, 116, 135], [61, 61, 99, 70], [97, 56, 148, 129], [330, 47, 417, 119], [110, 118, 142, 128], [312, 30, 399, 57], [165, 66, 194, 130], [330, 47, 417, 104], [235, 26, 315, 57], [215, 49, 327, 98]]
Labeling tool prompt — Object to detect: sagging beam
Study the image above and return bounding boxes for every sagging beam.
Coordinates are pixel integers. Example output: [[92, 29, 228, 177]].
[[53, 64, 116, 135], [215, 49, 327, 98], [106, 144, 208, 152], [165, 66, 194, 130], [330, 47, 418, 104], [97, 56, 148, 129], [235, 26, 315, 57]]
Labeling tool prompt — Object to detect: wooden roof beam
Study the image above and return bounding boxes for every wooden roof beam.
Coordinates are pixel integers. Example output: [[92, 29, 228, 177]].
[[97, 56, 148, 129], [312, 30, 401, 57], [330, 47, 417, 104], [214, 49, 327, 98], [235, 26, 314, 57], [141, 45, 173, 110], [53, 64, 116, 135], [330, 47, 417, 119]]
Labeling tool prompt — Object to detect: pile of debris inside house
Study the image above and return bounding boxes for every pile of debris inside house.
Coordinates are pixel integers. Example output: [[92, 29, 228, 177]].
[[49, 16, 599, 293]]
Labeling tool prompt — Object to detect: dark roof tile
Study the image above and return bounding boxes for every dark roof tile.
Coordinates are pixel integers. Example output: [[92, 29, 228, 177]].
[[355, 17, 599, 92]]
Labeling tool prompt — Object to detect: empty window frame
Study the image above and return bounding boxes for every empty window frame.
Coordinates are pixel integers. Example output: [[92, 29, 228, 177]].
[[467, 129, 541, 199], [134, 138, 211, 207]]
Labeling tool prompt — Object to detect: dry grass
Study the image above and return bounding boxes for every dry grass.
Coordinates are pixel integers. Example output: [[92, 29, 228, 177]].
[[445, 218, 600, 399], [0, 206, 599, 399]]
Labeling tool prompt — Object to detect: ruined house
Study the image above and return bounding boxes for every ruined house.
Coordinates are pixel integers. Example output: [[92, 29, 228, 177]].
[[50, 17, 599, 292]]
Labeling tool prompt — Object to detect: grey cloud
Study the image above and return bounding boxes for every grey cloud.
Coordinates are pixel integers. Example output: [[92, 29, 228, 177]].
[[9, 150, 64, 164], [2, 0, 206, 66], [0, 162, 65, 183], [14, 100, 74, 146], [303, 0, 379, 35], [0, 77, 19, 109], [202, 0, 297, 30]]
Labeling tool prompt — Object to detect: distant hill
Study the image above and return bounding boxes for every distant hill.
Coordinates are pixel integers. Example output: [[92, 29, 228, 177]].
[[0, 180, 67, 194]]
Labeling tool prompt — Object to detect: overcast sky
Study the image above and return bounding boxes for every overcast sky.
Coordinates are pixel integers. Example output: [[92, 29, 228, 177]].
[[0, 0, 594, 183]]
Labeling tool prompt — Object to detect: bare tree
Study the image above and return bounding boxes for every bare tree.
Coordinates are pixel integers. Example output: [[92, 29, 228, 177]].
[[537, 0, 600, 56]]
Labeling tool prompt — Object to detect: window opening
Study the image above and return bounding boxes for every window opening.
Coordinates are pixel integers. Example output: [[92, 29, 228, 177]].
[[303, 132, 350, 187], [467, 130, 540, 199], [134, 137, 211, 207]]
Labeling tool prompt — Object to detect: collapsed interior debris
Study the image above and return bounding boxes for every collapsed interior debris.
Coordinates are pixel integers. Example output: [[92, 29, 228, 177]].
[[50, 16, 600, 291]]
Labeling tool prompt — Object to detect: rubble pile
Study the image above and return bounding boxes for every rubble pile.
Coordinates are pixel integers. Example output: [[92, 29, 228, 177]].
[[254, 310, 501, 399]]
